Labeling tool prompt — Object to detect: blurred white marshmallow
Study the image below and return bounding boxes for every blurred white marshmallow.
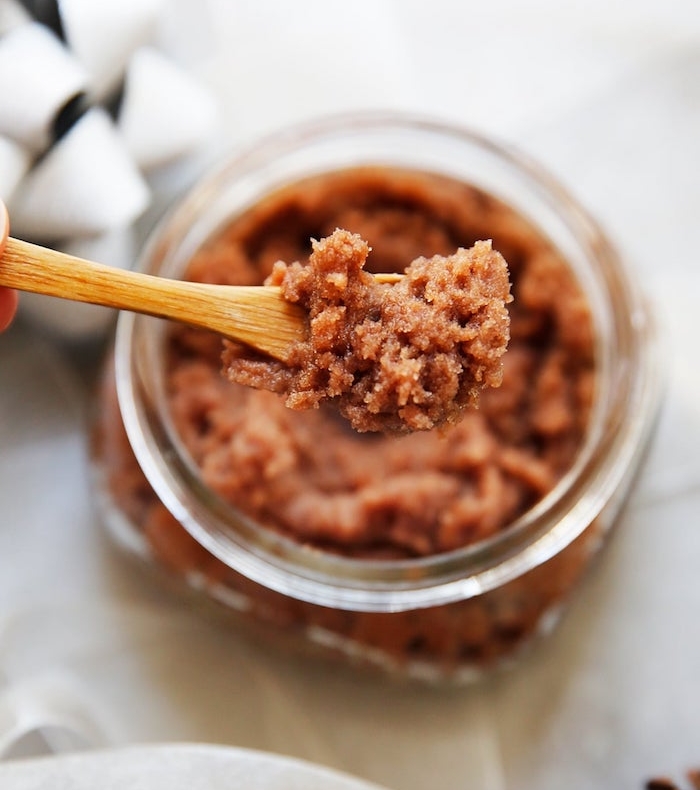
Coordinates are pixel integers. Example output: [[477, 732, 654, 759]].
[[8, 108, 150, 240], [0, 0, 31, 35], [118, 46, 218, 171], [0, 22, 88, 152], [19, 225, 137, 340], [0, 135, 32, 201], [58, 0, 166, 101]]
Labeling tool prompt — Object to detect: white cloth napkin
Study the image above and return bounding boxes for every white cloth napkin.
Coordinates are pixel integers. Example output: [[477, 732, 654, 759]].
[[0, 743, 389, 790]]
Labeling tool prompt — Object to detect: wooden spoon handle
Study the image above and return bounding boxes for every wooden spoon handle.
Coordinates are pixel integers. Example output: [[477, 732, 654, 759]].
[[0, 237, 306, 360], [1, 237, 181, 310]]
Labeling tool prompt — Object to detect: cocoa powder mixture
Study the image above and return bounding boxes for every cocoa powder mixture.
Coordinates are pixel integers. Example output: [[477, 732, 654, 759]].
[[224, 228, 511, 433], [161, 167, 595, 557]]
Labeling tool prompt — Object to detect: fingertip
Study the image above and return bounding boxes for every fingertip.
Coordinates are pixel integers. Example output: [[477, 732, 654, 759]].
[[0, 198, 7, 252], [0, 287, 18, 332], [0, 198, 14, 331]]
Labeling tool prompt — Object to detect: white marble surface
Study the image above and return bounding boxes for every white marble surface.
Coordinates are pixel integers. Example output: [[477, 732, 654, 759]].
[[1, 1, 700, 788]]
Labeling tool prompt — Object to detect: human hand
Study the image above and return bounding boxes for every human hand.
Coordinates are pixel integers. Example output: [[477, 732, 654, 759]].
[[0, 201, 17, 331]]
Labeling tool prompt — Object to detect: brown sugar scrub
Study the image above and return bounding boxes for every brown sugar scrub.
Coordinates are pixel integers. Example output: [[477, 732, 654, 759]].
[[96, 165, 599, 560], [162, 167, 594, 558], [92, 115, 660, 682], [223, 228, 512, 433], [150, 168, 594, 558]]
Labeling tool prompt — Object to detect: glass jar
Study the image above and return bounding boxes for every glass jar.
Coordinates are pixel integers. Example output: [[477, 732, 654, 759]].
[[90, 113, 661, 683]]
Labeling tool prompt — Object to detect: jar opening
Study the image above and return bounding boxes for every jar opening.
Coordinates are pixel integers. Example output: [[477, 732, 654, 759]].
[[115, 113, 660, 612]]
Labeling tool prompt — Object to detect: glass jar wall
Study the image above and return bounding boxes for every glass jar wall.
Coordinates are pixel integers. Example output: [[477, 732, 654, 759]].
[[90, 114, 660, 683]]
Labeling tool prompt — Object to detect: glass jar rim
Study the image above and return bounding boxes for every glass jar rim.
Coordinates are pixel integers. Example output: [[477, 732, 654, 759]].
[[115, 111, 661, 612]]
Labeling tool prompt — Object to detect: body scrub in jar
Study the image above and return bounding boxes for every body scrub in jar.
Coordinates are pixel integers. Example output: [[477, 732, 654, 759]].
[[90, 114, 660, 683]]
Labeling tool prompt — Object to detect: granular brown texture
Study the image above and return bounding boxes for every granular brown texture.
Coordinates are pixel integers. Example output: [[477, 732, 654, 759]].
[[164, 167, 594, 557], [223, 229, 511, 433], [94, 166, 598, 675]]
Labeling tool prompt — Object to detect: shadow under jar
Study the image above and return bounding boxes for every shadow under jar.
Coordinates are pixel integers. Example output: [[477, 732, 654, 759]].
[[90, 114, 661, 683]]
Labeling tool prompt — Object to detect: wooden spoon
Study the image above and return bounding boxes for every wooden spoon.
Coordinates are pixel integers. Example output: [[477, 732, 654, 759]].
[[0, 237, 402, 362]]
